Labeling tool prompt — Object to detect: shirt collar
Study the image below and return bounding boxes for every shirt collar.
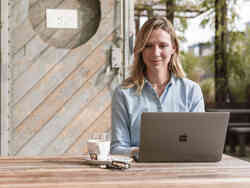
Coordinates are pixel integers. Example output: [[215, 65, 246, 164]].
[[144, 73, 176, 87]]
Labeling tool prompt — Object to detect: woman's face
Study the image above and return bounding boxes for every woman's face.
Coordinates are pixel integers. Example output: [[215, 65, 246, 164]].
[[142, 28, 175, 73]]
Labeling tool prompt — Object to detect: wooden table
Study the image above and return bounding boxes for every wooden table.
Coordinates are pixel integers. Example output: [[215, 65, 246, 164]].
[[0, 155, 250, 188]]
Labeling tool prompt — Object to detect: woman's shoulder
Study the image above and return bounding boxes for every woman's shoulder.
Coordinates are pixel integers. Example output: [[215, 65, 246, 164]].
[[174, 76, 200, 88], [113, 83, 137, 96]]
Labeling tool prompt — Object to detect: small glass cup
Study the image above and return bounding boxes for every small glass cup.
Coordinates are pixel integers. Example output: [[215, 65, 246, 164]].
[[87, 132, 111, 161]]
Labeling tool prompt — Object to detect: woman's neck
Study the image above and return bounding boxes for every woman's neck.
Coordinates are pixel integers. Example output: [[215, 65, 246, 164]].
[[146, 70, 170, 97], [147, 70, 170, 87]]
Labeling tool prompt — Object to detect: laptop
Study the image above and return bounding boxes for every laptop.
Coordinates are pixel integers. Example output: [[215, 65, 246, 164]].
[[138, 112, 230, 162]]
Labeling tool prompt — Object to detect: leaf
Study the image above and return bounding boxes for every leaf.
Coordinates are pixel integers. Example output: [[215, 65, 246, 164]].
[[200, 18, 210, 28]]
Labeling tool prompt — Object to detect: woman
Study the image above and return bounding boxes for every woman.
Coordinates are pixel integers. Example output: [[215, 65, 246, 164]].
[[111, 16, 204, 158]]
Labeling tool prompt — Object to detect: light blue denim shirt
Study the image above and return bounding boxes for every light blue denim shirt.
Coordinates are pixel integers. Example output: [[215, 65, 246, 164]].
[[111, 75, 205, 156]]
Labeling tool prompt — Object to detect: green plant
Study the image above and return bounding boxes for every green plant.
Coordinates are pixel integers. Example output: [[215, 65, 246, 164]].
[[200, 78, 215, 105]]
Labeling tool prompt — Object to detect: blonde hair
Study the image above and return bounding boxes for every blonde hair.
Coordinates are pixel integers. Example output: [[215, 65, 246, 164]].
[[122, 16, 185, 94]]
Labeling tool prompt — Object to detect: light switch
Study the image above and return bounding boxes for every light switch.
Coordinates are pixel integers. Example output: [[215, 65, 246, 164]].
[[46, 9, 78, 29], [111, 46, 122, 69]]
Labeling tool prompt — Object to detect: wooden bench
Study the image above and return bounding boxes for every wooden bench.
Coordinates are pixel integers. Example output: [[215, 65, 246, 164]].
[[229, 122, 250, 127], [228, 123, 250, 155], [206, 107, 250, 157]]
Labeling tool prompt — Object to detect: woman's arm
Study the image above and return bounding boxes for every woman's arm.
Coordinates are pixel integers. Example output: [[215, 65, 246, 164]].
[[110, 87, 135, 157]]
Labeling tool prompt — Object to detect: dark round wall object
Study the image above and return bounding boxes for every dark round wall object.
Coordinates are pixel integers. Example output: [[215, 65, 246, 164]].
[[29, 0, 101, 49]]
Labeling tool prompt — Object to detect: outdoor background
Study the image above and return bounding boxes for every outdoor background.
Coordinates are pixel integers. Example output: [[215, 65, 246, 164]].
[[134, 0, 250, 160], [135, 0, 250, 107]]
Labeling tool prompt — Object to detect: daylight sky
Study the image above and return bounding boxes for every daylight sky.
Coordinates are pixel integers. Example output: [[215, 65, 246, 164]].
[[184, 0, 250, 50], [138, 0, 250, 51]]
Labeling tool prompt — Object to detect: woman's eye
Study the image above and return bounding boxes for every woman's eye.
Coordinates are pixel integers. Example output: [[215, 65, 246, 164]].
[[145, 44, 152, 48], [160, 44, 168, 48]]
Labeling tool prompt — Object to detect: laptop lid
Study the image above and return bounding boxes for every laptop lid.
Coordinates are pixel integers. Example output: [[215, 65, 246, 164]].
[[138, 112, 230, 162]]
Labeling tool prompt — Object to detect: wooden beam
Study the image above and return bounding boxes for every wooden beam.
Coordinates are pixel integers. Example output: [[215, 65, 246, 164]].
[[122, 0, 134, 80], [1, 0, 9, 156], [122, 0, 129, 80]]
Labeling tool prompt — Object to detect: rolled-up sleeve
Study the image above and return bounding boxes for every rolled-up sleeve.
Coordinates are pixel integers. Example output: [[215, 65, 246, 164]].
[[110, 87, 134, 156]]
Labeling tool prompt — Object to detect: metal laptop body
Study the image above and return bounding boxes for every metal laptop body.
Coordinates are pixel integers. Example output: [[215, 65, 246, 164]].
[[138, 112, 230, 162]]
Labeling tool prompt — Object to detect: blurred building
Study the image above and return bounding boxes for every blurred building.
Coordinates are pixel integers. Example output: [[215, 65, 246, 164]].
[[188, 42, 213, 56]]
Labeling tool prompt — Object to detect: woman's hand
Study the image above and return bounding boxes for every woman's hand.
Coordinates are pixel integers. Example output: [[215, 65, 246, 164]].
[[130, 147, 139, 160]]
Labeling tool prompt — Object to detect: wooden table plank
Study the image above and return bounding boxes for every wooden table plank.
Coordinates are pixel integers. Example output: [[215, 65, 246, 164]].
[[0, 155, 249, 188]]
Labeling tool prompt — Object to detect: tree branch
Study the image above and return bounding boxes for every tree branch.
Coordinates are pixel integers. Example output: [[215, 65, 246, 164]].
[[135, 13, 208, 19], [135, 6, 212, 14]]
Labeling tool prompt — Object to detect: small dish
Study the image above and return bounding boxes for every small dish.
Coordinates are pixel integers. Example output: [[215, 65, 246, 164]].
[[82, 155, 133, 166]]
